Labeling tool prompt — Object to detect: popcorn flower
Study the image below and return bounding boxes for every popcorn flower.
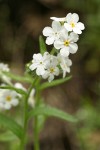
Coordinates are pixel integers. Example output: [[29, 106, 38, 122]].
[[43, 21, 64, 45], [0, 63, 11, 84], [57, 54, 72, 78], [29, 12, 85, 82], [54, 31, 79, 57], [0, 88, 19, 110], [64, 13, 85, 34], [29, 52, 50, 76]]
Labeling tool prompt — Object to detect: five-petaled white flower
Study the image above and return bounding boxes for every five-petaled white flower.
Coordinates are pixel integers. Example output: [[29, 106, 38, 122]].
[[43, 21, 63, 45], [57, 54, 72, 78], [54, 31, 79, 57], [42, 57, 59, 82], [64, 13, 85, 34], [0, 89, 19, 110], [29, 52, 50, 76]]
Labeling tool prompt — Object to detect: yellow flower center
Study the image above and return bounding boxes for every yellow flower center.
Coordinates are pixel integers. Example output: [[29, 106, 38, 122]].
[[50, 68, 55, 73], [64, 40, 70, 46], [70, 22, 75, 28], [6, 96, 12, 101], [40, 61, 43, 64]]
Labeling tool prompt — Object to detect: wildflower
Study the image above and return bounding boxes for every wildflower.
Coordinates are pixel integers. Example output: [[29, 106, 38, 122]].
[[0, 63, 11, 84], [28, 89, 35, 107], [29, 52, 50, 76], [54, 31, 79, 57], [64, 13, 85, 34], [43, 21, 63, 45], [42, 57, 59, 82], [0, 89, 19, 110], [14, 82, 26, 92], [57, 54, 72, 78]]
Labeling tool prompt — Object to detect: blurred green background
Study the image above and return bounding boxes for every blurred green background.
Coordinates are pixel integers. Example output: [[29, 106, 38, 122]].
[[0, 0, 100, 149]]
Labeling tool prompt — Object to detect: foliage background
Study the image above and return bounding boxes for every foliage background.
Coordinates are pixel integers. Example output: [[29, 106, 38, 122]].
[[0, 0, 100, 149]]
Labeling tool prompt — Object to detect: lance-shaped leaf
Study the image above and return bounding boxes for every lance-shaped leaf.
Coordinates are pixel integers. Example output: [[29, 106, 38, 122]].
[[28, 106, 77, 123], [0, 86, 26, 95], [39, 35, 47, 54], [0, 131, 18, 142], [40, 76, 72, 90], [3, 71, 32, 83], [0, 113, 23, 139]]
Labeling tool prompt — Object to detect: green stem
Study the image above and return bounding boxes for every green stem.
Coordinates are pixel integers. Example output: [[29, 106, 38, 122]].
[[20, 79, 37, 150], [34, 79, 41, 150]]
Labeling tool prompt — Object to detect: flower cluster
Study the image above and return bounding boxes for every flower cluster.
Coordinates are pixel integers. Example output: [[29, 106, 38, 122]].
[[29, 13, 85, 82], [43, 13, 85, 57], [29, 52, 72, 82]]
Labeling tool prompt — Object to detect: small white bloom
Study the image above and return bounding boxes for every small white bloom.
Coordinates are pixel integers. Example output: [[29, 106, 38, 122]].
[[54, 31, 79, 57], [42, 58, 59, 82], [50, 17, 66, 22], [57, 54, 72, 78], [0, 63, 11, 84], [0, 89, 19, 110], [29, 52, 50, 76], [28, 89, 35, 107], [14, 83, 26, 91], [43, 21, 63, 45], [64, 13, 85, 34]]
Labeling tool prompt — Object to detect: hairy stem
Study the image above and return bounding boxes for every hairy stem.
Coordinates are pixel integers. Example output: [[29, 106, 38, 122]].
[[20, 79, 37, 150]]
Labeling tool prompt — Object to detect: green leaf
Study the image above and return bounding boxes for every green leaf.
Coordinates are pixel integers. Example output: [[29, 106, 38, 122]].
[[50, 47, 57, 55], [28, 106, 77, 123], [0, 86, 26, 95], [0, 131, 18, 142], [39, 35, 47, 54], [3, 72, 32, 83], [37, 115, 46, 133], [0, 113, 23, 139], [40, 76, 72, 90]]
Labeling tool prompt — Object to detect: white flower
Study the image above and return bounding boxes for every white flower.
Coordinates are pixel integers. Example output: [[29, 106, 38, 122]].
[[28, 89, 35, 107], [42, 57, 59, 82], [50, 17, 66, 22], [29, 52, 50, 76], [14, 83, 26, 91], [0, 63, 9, 72], [43, 21, 63, 45], [54, 31, 79, 57], [0, 63, 11, 84], [0, 89, 19, 110], [57, 54, 72, 78], [64, 13, 85, 34]]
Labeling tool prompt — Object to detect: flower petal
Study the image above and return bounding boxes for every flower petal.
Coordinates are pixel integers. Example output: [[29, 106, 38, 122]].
[[77, 22, 85, 30], [60, 47, 69, 57], [46, 37, 55, 45], [54, 41, 63, 49], [69, 43, 78, 53], [64, 23, 72, 31], [72, 13, 79, 23], [42, 27, 53, 36], [66, 13, 72, 23], [52, 21, 62, 31], [50, 17, 66, 22], [73, 27, 82, 34], [69, 32, 79, 42]]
